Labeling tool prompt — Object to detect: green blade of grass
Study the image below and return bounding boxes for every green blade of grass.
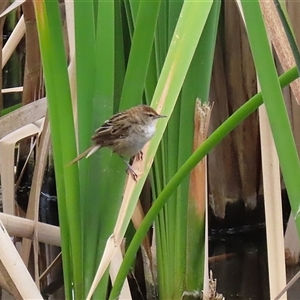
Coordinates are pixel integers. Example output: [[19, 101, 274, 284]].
[[87, 1, 120, 297], [73, 1, 98, 296], [119, 0, 161, 109], [33, 1, 82, 298]]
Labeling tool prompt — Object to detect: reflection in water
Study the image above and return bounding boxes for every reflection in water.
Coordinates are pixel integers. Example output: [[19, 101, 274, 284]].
[[209, 229, 270, 300], [210, 227, 300, 300], [208, 191, 296, 300]]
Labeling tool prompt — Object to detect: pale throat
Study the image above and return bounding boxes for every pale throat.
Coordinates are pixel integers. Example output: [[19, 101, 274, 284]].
[[141, 121, 156, 139]]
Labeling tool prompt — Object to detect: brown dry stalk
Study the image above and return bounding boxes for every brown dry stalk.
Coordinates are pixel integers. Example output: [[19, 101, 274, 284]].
[[260, 0, 300, 104]]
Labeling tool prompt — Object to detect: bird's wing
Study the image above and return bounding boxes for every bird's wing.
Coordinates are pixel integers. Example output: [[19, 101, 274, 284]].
[[91, 112, 129, 146]]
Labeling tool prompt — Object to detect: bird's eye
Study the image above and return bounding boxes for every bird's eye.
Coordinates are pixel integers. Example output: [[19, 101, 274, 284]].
[[147, 112, 156, 118]]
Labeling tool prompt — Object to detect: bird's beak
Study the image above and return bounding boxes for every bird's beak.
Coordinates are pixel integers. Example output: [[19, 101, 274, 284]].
[[157, 114, 167, 119]]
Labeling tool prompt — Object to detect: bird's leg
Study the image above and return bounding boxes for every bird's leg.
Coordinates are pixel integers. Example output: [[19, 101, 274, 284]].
[[122, 157, 138, 181], [135, 151, 143, 161]]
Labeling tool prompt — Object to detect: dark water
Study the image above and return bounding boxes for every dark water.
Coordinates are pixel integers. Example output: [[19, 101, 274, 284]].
[[208, 191, 300, 300], [209, 229, 270, 300], [209, 231, 300, 300]]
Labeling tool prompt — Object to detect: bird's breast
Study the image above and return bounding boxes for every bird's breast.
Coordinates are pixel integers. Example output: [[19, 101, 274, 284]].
[[116, 123, 156, 157]]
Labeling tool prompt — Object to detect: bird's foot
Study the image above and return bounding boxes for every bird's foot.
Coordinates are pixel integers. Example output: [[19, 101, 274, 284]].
[[126, 166, 138, 182], [122, 157, 139, 182], [135, 151, 143, 161]]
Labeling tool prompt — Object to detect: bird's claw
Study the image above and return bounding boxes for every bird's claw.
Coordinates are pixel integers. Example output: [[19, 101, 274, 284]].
[[135, 151, 143, 161], [126, 166, 138, 182]]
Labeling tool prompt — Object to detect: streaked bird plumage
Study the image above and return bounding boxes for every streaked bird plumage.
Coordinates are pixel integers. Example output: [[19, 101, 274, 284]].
[[69, 105, 166, 180]]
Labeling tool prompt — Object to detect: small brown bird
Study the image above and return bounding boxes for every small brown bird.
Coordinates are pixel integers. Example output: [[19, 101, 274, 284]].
[[70, 105, 166, 180]]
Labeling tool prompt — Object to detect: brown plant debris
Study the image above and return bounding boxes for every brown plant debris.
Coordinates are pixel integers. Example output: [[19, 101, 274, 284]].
[[181, 270, 224, 300], [205, 270, 224, 300]]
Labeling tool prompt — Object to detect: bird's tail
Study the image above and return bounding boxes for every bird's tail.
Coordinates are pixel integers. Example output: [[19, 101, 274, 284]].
[[68, 145, 101, 166]]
